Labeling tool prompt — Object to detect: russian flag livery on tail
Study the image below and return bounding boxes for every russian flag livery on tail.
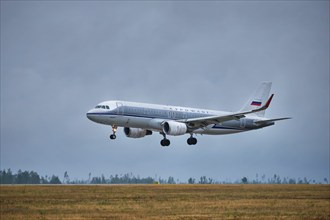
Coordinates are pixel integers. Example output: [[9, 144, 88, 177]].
[[251, 101, 262, 106], [87, 82, 291, 147]]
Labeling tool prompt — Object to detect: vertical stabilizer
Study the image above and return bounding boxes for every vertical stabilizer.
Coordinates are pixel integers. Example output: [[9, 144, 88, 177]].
[[240, 82, 272, 117]]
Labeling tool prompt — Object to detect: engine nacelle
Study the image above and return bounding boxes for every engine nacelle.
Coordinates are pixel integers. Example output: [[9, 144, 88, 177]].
[[124, 127, 152, 138], [163, 121, 187, 136]]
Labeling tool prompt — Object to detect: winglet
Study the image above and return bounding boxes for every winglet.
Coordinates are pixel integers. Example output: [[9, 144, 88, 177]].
[[264, 94, 274, 109], [252, 94, 274, 113]]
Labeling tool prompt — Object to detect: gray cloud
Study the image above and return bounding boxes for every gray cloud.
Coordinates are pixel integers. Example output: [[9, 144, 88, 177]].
[[1, 1, 329, 182]]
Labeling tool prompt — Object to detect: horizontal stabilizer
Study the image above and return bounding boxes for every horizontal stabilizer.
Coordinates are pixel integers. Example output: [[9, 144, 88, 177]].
[[255, 117, 292, 125]]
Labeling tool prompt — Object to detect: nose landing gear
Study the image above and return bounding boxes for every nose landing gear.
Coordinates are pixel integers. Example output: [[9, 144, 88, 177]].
[[110, 125, 117, 140]]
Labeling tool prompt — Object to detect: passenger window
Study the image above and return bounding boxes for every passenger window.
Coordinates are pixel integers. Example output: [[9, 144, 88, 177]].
[[102, 106, 105, 109], [106, 106, 109, 109]]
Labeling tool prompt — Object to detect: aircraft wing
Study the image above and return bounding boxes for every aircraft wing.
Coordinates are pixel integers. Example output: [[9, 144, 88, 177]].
[[178, 94, 274, 128]]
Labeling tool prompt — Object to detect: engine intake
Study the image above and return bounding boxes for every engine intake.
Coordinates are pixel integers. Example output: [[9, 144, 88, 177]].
[[124, 127, 152, 138], [163, 121, 187, 136]]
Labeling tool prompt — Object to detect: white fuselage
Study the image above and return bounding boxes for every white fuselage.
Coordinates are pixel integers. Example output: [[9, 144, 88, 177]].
[[86, 100, 273, 136]]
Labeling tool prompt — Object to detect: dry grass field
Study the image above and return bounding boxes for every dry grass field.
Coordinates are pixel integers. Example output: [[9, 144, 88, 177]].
[[1, 184, 329, 219]]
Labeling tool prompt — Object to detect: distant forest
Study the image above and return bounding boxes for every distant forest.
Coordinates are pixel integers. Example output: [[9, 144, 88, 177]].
[[0, 169, 328, 185]]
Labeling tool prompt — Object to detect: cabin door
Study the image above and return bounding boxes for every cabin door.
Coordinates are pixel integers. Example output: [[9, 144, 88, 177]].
[[116, 102, 124, 115]]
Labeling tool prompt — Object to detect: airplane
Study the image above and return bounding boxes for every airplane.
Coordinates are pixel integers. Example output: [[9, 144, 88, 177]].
[[86, 82, 290, 146]]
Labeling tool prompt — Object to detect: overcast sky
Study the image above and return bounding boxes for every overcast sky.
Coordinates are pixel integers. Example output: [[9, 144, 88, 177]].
[[1, 1, 329, 182]]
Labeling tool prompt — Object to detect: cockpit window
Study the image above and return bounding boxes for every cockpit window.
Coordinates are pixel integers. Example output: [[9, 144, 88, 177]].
[[95, 105, 110, 110], [95, 105, 110, 109]]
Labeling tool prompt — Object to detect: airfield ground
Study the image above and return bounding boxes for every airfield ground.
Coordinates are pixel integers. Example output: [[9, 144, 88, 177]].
[[0, 184, 329, 219]]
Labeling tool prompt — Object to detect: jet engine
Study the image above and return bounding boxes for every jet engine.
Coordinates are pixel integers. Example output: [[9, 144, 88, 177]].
[[163, 121, 187, 136], [124, 127, 152, 138]]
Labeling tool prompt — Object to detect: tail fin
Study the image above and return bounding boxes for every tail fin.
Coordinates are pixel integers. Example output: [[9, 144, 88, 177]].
[[240, 82, 272, 117]]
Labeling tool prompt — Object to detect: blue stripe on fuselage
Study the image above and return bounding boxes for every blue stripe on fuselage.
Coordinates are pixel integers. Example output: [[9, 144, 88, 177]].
[[211, 125, 246, 131], [86, 112, 160, 119]]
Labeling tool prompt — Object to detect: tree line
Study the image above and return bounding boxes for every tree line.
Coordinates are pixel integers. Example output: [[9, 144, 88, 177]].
[[0, 169, 328, 184], [0, 169, 61, 184]]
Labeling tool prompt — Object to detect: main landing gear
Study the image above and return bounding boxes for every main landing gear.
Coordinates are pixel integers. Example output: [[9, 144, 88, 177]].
[[159, 133, 198, 146], [110, 125, 117, 140], [187, 135, 197, 145], [160, 132, 170, 147]]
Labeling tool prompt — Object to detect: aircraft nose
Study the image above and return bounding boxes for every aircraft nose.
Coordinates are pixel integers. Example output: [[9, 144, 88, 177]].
[[86, 109, 96, 121], [86, 112, 91, 120]]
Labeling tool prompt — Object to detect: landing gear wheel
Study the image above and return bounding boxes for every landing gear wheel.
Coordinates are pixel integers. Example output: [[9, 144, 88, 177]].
[[187, 137, 197, 145], [109, 125, 118, 140], [160, 139, 170, 147], [160, 132, 170, 147]]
